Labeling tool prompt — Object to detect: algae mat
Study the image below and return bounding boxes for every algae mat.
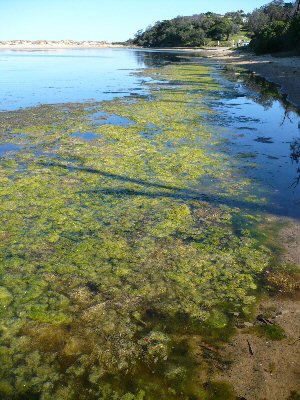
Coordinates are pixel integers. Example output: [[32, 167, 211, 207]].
[[0, 64, 273, 399]]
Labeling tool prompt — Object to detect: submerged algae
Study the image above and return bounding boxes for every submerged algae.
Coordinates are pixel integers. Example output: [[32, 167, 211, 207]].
[[0, 64, 273, 399]]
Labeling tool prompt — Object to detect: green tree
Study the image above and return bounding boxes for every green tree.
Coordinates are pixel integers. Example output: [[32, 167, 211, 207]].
[[247, 10, 270, 34], [209, 17, 239, 40]]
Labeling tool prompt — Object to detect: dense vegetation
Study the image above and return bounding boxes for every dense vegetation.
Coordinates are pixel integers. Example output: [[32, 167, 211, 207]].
[[130, 0, 300, 54], [130, 11, 246, 47], [247, 0, 300, 53]]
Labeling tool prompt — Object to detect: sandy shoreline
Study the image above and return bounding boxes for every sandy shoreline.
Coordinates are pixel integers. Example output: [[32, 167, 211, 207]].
[[0, 45, 127, 50], [208, 48, 300, 110], [203, 47, 300, 400]]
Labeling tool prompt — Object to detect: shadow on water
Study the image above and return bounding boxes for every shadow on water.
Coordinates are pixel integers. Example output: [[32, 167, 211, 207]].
[[41, 161, 300, 219]]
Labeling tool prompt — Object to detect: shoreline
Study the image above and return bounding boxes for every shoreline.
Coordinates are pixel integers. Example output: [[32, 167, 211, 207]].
[[203, 47, 300, 400], [0, 45, 128, 50], [0, 40, 133, 50], [210, 48, 300, 110]]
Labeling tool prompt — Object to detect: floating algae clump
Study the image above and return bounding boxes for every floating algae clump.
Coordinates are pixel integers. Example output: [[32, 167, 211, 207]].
[[0, 63, 272, 399]]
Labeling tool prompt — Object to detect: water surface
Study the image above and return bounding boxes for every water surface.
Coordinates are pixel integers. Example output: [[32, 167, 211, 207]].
[[210, 66, 300, 218], [0, 49, 151, 110]]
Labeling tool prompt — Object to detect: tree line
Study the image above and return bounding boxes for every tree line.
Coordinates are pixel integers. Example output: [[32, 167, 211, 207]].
[[128, 0, 300, 54], [247, 0, 300, 53], [129, 11, 246, 47]]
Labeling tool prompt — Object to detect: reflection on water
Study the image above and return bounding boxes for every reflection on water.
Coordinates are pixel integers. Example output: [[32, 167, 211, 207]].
[[290, 139, 300, 188], [208, 66, 300, 218], [133, 50, 198, 67], [291, 139, 300, 163]]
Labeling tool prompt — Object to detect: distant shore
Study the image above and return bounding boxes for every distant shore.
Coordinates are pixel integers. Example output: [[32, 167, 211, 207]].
[[0, 40, 129, 49]]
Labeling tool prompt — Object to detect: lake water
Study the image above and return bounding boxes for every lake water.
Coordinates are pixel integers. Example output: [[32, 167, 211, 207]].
[[0, 49, 150, 110], [0, 48, 299, 400]]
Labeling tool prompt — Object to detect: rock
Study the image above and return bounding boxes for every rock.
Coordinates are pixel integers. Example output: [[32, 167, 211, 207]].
[[236, 321, 254, 328]]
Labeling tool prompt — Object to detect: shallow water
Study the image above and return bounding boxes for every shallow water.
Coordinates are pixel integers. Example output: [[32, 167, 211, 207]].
[[0, 49, 152, 110], [210, 67, 300, 218], [71, 131, 103, 140], [0, 143, 23, 156], [0, 49, 299, 400]]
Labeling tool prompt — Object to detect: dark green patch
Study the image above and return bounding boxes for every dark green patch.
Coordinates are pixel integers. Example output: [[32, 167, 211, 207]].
[[289, 390, 300, 400], [195, 381, 237, 400], [253, 324, 286, 340]]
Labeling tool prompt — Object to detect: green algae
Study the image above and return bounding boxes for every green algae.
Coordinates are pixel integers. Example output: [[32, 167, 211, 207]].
[[195, 381, 237, 400], [252, 324, 286, 341], [0, 63, 275, 399], [289, 391, 300, 400], [0, 287, 13, 308]]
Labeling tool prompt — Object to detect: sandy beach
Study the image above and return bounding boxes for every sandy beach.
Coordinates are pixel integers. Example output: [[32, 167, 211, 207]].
[[0, 40, 127, 50]]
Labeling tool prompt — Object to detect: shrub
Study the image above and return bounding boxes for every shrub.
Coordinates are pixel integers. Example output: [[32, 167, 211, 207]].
[[251, 20, 289, 53]]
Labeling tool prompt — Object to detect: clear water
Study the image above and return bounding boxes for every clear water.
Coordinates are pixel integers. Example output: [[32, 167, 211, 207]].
[[210, 67, 300, 218], [0, 49, 151, 110], [71, 131, 103, 140], [0, 143, 22, 156]]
